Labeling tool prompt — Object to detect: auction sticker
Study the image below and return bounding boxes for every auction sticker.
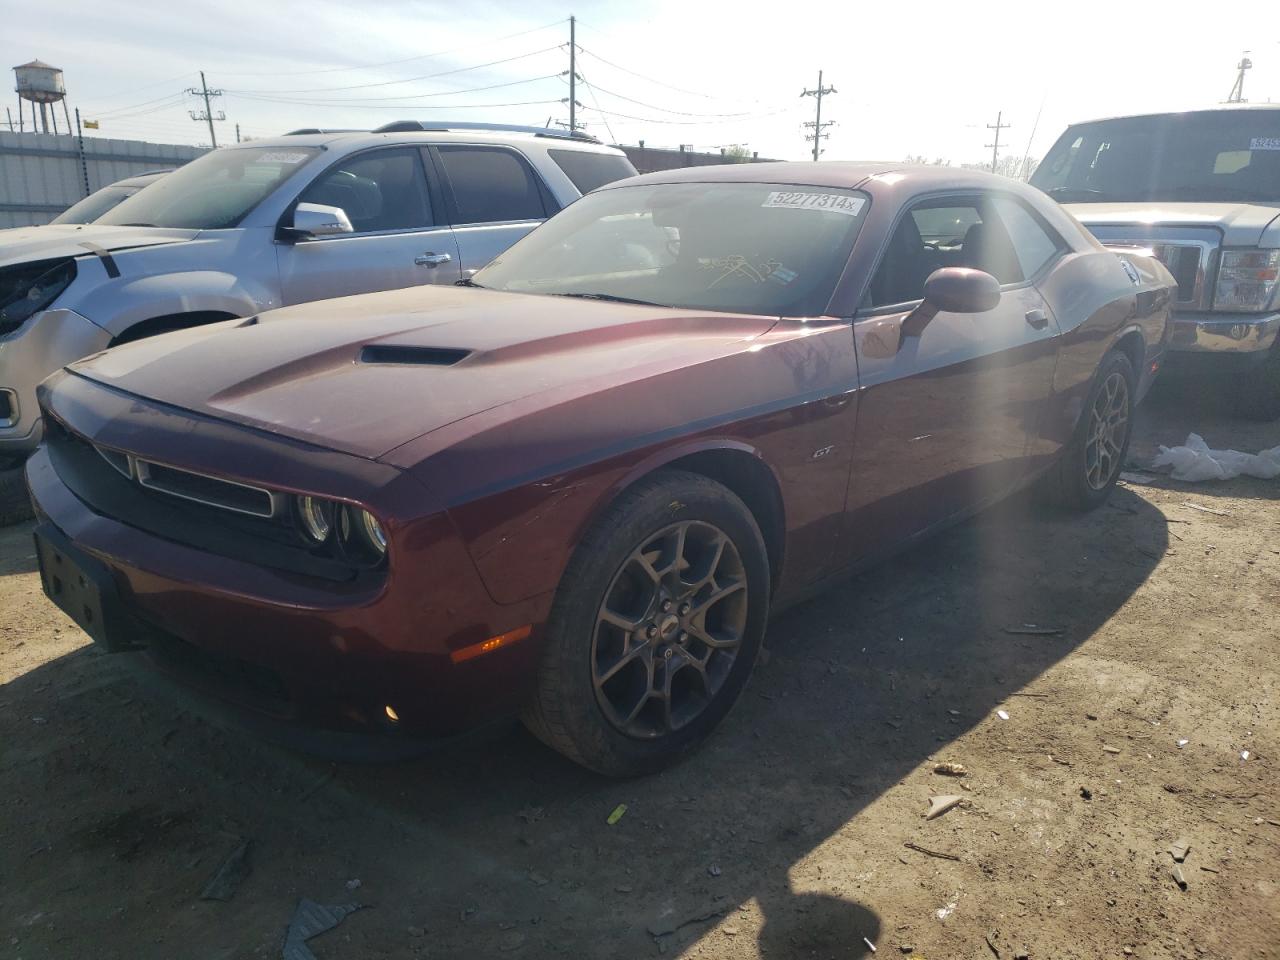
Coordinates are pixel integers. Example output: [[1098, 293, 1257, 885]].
[[1250, 137, 1280, 151], [762, 191, 866, 216], [257, 151, 312, 164]]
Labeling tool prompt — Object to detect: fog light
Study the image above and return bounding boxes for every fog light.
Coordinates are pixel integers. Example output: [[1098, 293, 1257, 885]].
[[1229, 324, 1249, 341], [384, 704, 400, 723]]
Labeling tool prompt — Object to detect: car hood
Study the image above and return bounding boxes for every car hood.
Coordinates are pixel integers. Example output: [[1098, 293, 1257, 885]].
[[1066, 202, 1280, 247], [68, 285, 778, 460], [0, 224, 198, 268]]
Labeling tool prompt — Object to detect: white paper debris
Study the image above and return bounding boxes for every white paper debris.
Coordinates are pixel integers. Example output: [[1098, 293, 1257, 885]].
[[1151, 433, 1280, 482], [1177, 739, 1189, 748], [996, 710, 1010, 721], [935, 901, 956, 921], [1241, 750, 1250, 761]]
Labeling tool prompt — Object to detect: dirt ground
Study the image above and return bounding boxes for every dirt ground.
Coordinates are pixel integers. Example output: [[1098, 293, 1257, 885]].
[[1, 377, 1277, 960]]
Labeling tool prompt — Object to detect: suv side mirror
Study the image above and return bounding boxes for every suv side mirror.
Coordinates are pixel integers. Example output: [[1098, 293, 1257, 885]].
[[901, 267, 1001, 339], [285, 202, 354, 240]]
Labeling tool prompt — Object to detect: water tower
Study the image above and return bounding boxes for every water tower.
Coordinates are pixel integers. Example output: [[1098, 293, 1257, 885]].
[[14, 59, 72, 134]]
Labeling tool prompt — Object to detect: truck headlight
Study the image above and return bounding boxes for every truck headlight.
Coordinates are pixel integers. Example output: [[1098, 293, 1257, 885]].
[[1214, 249, 1280, 312], [0, 259, 77, 336]]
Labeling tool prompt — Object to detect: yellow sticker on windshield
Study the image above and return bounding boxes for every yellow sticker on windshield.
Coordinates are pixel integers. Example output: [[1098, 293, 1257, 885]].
[[762, 191, 865, 216]]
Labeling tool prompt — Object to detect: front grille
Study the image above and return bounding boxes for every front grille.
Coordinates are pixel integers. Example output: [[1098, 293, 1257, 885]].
[[1150, 243, 1207, 305], [43, 417, 373, 585]]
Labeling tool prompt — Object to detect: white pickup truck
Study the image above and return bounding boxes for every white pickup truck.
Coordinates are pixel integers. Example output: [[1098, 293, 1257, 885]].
[[1031, 105, 1280, 419]]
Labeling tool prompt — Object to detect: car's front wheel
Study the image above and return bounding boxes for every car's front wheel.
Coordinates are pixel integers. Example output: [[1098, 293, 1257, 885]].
[[523, 471, 770, 777], [1040, 349, 1136, 511]]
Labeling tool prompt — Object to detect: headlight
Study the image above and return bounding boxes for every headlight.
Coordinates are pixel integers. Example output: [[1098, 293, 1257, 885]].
[[0, 259, 77, 336], [1214, 249, 1280, 312], [294, 495, 334, 543], [339, 504, 387, 562], [291, 495, 385, 564]]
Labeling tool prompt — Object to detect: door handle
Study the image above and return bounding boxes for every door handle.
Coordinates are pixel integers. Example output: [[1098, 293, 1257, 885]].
[[1025, 309, 1049, 330], [415, 252, 452, 267]]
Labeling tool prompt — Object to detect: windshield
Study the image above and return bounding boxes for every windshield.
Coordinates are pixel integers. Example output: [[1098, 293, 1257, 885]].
[[51, 186, 137, 225], [1031, 111, 1280, 204], [473, 182, 869, 317], [96, 146, 319, 229]]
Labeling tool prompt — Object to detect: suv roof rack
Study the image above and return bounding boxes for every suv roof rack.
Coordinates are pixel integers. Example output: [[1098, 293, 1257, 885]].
[[371, 120, 600, 143], [282, 127, 365, 136]]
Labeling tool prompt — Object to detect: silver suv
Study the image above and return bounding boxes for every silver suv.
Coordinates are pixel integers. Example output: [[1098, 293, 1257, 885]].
[[0, 122, 636, 461]]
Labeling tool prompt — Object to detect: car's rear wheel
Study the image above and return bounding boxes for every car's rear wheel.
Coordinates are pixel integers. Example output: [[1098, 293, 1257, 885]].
[[1040, 350, 1136, 511], [523, 471, 769, 777], [1232, 343, 1280, 421]]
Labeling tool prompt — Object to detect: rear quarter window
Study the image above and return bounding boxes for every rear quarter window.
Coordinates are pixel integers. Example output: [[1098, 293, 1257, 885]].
[[435, 146, 547, 224], [548, 150, 638, 194]]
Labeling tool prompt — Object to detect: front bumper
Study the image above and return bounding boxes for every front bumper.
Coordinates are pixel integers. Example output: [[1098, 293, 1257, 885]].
[[26, 375, 552, 744], [0, 308, 111, 461], [1169, 310, 1280, 355]]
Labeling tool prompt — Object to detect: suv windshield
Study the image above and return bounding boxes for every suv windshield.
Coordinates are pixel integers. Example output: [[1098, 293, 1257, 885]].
[[52, 186, 136, 225], [96, 146, 319, 229], [473, 182, 869, 317], [1031, 110, 1280, 204]]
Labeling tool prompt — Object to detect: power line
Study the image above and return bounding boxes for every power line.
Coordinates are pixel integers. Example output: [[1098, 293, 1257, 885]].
[[224, 45, 563, 95], [575, 100, 788, 126], [800, 70, 836, 161], [572, 76, 756, 118], [226, 74, 561, 106], [576, 73, 616, 143], [216, 18, 568, 77], [225, 94, 563, 111]]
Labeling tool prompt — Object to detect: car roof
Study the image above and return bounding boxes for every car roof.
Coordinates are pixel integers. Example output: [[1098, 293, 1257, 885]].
[[226, 128, 628, 156], [1068, 103, 1280, 127], [597, 160, 1026, 192]]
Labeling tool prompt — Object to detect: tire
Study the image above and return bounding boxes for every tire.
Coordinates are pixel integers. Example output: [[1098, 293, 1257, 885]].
[[522, 470, 770, 777], [1040, 350, 1136, 512], [1232, 343, 1280, 421], [0, 463, 34, 527]]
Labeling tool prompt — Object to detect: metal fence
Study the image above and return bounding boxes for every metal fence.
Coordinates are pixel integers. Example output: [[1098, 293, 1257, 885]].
[[0, 131, 206, 228]]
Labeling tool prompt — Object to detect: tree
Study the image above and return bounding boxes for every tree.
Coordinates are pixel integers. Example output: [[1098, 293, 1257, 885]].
[[904, 155, 951, 166], [962, 155, 1040, 181], [722, 144, 753, 163]]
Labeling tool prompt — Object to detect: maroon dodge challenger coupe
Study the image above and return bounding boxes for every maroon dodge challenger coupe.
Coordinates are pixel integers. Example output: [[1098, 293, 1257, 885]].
[[26, 163, 1173, 775]]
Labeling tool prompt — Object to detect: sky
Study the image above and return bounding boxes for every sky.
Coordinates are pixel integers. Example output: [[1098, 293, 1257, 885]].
[[5, 0, 1279, 166]]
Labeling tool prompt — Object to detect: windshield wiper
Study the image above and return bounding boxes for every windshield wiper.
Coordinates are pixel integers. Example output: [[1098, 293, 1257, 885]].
[[455, 277, 484, 288], [550, 292, 667, 307], [1044, 187, 1106, 201], [117, 222, 158, 227]]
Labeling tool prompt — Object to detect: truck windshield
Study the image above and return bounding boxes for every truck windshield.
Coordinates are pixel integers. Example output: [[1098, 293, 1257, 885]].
[[473, 182, 869, 318], [96, 146, 319, 229], [1031, 111, 1280, 204]]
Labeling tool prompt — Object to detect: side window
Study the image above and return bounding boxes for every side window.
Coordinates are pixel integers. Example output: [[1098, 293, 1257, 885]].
[[435, 146, 546, 224], [869, 197, 1029, 308], [300, 148, 431, 234], [991, 197, 1063, 280]]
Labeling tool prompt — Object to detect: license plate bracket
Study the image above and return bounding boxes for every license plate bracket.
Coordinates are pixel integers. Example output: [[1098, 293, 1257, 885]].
[[34, 523, 136, 651]]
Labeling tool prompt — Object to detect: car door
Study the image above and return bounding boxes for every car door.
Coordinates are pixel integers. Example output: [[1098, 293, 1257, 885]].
[[429, 144, 556, 276], [276, 146, 461, 304], [842, 192, 1061, 563]]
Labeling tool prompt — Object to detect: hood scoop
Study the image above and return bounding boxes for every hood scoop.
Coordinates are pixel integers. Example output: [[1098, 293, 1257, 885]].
[[360, 344, 470, 366]]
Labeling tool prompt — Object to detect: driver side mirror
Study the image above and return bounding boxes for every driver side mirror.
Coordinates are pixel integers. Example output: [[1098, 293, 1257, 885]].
[[900, 267, 1001, 340], [284, 202, 354, 240]]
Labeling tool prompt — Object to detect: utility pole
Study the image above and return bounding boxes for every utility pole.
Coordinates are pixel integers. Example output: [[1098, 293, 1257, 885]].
[[74, 108, 90, 198], [986, 110, 1011, 174], [560, 16, 584, 133], [800, 70, 836, 161], [1226, 52, 1252, 103], [235, 122, 241, 143], [186, 71, 225, 147]]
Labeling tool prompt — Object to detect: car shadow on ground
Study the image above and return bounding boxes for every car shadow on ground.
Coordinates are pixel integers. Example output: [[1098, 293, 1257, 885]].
[[0, 481, 1172, 958]]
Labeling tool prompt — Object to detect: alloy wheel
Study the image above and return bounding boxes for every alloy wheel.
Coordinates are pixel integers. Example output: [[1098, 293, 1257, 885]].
[[1085, 371, 1130, 490], [590, 520, 749, 739]]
